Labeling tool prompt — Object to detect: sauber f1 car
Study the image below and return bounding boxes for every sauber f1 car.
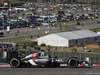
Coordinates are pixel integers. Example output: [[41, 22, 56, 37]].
[[9, 51, 92, 68]]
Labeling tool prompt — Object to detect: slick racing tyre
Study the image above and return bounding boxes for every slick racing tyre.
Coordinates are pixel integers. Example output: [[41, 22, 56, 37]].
[[10, 58, 21, 68], [67, 58, 79, 68]]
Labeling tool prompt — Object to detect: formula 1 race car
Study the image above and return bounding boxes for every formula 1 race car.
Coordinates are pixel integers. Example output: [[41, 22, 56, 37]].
[[9, 50, 92, 68]]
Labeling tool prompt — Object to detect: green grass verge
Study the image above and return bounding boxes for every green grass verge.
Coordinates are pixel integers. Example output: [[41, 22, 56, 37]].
[[0, 63, 9, 65], [11, 40, 37, 47]]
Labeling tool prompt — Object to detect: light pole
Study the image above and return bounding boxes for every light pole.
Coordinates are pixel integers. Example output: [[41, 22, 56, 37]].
[[47, 1, 50, 26], [9, 0, 11, 16], [3, 15, 4, 32], [95, 0, 96, 9], [38, 27, 40, 34], [68, 21, 70, 31], [63, 23, 66, 30]]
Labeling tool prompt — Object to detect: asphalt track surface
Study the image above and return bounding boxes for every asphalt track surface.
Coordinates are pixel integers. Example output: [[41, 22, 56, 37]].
[[0, 66, 100, 75]]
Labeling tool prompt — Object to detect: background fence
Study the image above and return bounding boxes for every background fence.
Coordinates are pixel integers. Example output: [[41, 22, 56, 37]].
[[49, 52, 100, 63], [0, 48, 100, 63]]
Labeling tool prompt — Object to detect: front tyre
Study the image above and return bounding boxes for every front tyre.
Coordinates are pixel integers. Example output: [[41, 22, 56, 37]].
[[67, 58, 79, 68], [10, 58, 21, 68]]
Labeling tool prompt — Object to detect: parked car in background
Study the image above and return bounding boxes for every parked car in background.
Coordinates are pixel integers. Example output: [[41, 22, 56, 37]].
[[9, 24, 14, 29], [34, 22, 41, 26], [11, 19, 18, 22], [74, 15, 80, 20], [51, 23, 61, 27], [88, 14, 94, 19], [21, 22, 29, 27], [49, 18, 56, 23], [13, 23, 18, 28], [42, 21, 49, 25], [29, 24, 35, 28], [0, 25, 3, 30], [94, 14, 99, 18], [0, 31, 4, 37], [17, 23, 22, 28]]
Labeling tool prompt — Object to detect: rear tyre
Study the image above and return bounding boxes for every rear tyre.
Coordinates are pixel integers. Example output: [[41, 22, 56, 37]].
[[67, 58, 79, 68], [10, 58, 21, 68]]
